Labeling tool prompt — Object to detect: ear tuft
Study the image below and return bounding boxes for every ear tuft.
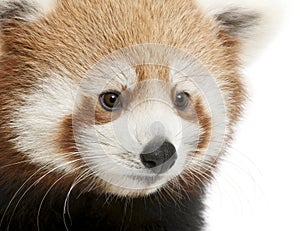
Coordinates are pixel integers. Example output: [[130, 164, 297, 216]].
[[196, 0, 283, 62], [0, 0, 55, 23], [0, 1, 36, 22], [215, 8, 261, 40]]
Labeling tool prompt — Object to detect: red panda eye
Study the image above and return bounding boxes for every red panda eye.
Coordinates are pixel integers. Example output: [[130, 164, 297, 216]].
[[174, 92, 190, 111], [99, 90, 122, 111]]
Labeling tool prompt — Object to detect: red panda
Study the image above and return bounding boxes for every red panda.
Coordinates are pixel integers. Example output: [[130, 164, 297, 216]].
[[0, 0, 277, 230]]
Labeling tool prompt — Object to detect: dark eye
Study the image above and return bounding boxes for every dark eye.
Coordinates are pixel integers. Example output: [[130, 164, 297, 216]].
[[174, 92, 190, 110], [99, 90, 122, 111]]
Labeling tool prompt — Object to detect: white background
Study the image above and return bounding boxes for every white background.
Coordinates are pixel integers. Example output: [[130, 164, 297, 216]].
[[206, 1, 300, 230]]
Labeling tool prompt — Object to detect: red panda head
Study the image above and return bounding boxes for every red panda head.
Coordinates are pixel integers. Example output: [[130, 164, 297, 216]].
[[0, 0, 277, 197]]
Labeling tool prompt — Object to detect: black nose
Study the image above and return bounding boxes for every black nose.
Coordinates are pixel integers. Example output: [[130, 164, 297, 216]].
[[140, 140, 177, 174]]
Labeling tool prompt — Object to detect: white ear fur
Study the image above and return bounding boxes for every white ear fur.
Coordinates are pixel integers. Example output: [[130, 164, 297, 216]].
[[31, 0, 56, 14], [196, 0, 283, 63]]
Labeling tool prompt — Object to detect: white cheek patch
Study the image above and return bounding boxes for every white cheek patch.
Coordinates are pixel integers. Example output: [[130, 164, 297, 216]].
[[10, 74, 78, 172]]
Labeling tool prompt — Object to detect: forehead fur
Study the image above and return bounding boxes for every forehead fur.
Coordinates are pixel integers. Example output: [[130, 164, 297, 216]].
[[1, 0, 239, 71], [0, 0, 246, 125]]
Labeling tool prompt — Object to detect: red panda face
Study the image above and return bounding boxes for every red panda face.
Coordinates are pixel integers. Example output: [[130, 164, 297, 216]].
[[66, 44, 227, 195], [0, 0, 274, 197]]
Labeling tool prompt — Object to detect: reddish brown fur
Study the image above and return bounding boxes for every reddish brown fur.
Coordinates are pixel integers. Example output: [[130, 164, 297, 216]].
[[0, 0, 245, 195], [194, 100, 212, 155], [135, 65, 170, 82]]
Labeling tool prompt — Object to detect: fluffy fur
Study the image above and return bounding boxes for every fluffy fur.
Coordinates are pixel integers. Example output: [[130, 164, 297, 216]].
[[0, 0, 275, 230]]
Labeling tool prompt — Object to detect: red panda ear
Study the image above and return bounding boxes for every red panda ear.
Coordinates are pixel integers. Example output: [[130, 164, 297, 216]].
[[0, 1, 37, 23], [215, 8, 262, 41], [0, 0, 55, 23], [197, 0, 282, 63]]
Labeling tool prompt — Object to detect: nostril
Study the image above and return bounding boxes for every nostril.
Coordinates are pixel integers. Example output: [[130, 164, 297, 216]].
[[169, 160, 176, 169], [140, 159, 157, 169], [140, 140, 177, 174], [140, 151, 160, 168]]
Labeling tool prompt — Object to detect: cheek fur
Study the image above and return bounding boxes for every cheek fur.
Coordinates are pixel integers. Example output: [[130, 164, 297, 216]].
[[94, 104, 122, 126], [74, 95, 121, 126], [177, 95, 212, 157], [57, 115, 85, 168], [194, 98, 212, 155]]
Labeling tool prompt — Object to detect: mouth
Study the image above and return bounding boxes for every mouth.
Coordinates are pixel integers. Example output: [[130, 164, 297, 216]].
[[126, 174, 166, 185], [94, 168, 178, 195]]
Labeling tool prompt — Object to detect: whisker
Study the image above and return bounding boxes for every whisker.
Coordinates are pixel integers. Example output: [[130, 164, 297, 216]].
[[63, 167, 92, 231], [0, 152, 83, 229], [36, 164, 85, 231], [4, 158, 82, 230], [0, 160, 32, 170], [0, 164, 48, 229]]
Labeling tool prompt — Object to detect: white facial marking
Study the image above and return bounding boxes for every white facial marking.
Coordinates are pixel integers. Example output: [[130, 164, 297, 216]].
[[81, 61, 137, 96], [10, 74, 78, 172]]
